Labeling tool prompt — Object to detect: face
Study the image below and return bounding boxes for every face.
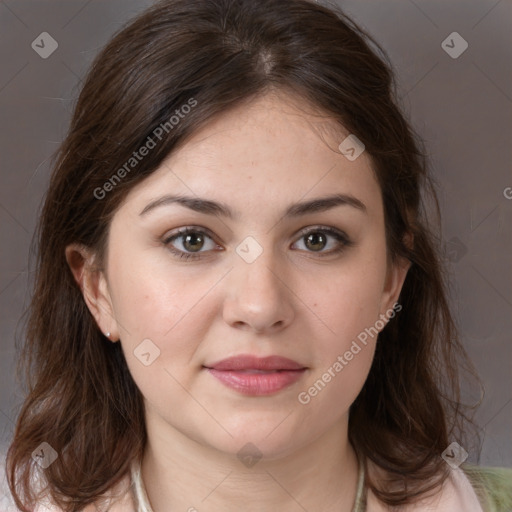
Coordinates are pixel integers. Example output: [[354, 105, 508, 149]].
[[74, 90, 408, 459]]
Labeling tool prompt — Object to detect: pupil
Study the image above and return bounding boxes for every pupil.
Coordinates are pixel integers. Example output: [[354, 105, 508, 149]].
[[184, 233, 203, 252], [306, 232, 326, 251]]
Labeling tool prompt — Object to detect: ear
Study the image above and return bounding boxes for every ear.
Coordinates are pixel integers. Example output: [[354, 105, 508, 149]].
[[65, 243, 120, 342], [379, 232, 413, 318]]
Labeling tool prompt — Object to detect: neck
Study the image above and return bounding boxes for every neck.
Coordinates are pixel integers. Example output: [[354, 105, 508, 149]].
[[140, 414, 361, 512]]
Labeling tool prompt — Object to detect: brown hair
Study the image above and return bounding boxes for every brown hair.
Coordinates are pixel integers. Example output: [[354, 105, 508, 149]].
[[7, 0, 479, 509]]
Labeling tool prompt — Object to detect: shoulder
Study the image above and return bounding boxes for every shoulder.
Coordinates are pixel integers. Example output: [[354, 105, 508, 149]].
[[365, 463, 487, 511], [461, 464, 512, 512], [33, 473, 136, 512]]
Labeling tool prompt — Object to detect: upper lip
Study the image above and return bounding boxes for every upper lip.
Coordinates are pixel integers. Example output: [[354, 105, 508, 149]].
[[204, 355, 306, 371]]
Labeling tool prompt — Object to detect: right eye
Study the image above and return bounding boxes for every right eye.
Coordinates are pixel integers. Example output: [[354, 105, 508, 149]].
[[163, 227, 221, 260]]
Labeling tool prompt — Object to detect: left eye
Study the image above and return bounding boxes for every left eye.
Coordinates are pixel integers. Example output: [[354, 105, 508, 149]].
[[292, 227, 350, 255], [163, 226, 351, 260]]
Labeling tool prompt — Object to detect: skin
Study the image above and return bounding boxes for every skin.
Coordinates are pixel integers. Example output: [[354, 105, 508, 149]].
[[67, 89, 410, 512]]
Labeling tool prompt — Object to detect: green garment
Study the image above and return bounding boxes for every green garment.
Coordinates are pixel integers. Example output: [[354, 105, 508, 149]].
[[350, 458, 512, 512], [462, 465, 512, 512]]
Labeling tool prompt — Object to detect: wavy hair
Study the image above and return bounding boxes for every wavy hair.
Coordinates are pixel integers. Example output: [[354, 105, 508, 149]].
[[7, 0, 479, 509]]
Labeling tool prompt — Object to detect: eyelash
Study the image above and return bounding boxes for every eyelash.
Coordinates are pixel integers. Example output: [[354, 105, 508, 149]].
[[162, 226, 353, 261]]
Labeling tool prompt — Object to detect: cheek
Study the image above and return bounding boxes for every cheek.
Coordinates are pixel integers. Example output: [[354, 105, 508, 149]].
[[296, 271, 383, 422], [108, 238, 208, 335], [306, 251, 388, 350], [106, 245, 229, 388], [297, 241, 387, 408]]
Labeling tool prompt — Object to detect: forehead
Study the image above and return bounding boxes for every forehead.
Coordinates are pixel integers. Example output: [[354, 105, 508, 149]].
[[120, 90, 382, 219], [176, 89, 357, 167]]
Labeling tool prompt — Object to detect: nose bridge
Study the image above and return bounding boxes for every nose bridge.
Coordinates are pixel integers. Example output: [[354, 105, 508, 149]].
[[223, 234, 294, 332], [234, 235, 283, 301]]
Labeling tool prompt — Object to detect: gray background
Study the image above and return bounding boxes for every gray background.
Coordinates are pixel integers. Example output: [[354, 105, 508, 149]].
[[1, 0, 511, 502]]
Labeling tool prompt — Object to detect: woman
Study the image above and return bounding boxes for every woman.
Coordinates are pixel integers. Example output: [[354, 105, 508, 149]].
[[6, 0, 512, 510]]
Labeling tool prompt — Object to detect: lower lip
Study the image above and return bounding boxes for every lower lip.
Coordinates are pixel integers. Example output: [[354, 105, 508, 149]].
[[205, 368, 306, 395]]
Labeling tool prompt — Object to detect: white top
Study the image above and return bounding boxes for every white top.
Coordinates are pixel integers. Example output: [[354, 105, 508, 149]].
[[127, 454, 484, 512], [2, 453, 483, 511]]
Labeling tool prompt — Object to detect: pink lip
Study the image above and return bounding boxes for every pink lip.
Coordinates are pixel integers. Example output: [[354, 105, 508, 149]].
[[203, 355, 307, 396], [205, 354, 305, 371]]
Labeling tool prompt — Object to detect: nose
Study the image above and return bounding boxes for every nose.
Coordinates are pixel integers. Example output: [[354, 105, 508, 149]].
[[222, 244, 295, 335]]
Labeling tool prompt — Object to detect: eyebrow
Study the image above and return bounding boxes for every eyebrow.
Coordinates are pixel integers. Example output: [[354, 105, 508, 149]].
[[139, 193, 367, 219]]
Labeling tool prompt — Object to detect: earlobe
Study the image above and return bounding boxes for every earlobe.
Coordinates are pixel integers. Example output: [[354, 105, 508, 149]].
[[380, 230, 414, 315], [380, 255, 411, 320], [65, 244, 120, 341]]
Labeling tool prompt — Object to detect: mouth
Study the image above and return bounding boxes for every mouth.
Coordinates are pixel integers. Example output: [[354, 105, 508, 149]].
[[204, 354, 306, 372], [203, 354, 308, 395], [221, 369, 293, 373]]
